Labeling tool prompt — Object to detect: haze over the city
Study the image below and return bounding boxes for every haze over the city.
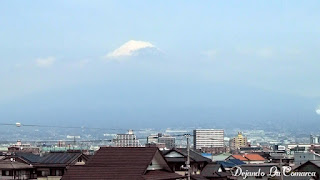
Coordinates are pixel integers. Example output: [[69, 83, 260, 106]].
[[1, 1, 320, 130]]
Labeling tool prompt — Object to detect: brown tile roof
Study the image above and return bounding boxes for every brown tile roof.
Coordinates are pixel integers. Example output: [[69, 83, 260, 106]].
[[143, 170, 184, 180], [191, 175, 209, 180], [63, 166, 145, 180], [243, 154, 265, 161], [232, 154, 265, 161], [232, 155, 247, 161], [62, 147, 181, 180]]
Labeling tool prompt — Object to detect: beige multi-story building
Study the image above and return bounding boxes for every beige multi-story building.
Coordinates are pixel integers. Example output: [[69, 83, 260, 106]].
[[193, 129, 224, 149], [114, 130, 141, 147], [229, 132, 248, 151]]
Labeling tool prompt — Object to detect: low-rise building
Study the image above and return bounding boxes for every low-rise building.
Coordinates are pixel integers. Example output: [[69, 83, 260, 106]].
[[162, 148, 211, 175], [226, 154, 266, 164], [0, 159, 35, 179], [147, 133, 175, 149], [7, 140, 40, 155], [199, 162, 232, 180], [61, 147, 182, 180], [0, 151, 89, 180], [293, 160, 320, 180], [294, 151, 320, 165]]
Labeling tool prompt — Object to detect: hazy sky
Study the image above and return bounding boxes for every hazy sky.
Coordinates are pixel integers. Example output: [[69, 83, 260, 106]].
[[1, 1, 320, 129]]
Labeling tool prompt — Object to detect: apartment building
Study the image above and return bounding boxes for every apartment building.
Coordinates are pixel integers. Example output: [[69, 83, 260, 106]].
[[193, 129, 224, 150]]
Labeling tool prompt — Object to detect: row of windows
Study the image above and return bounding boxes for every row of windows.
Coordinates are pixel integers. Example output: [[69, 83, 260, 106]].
[[1, 170, 62, 178]]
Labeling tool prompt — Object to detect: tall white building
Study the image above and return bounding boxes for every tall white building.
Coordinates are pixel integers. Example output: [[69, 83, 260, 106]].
[[114, 130, 140, 147], [310, 135, 320, 144], [193, 129, 224, 149]]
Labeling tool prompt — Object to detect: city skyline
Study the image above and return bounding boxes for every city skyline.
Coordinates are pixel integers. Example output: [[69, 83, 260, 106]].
[[1, 1, 320, 130], [1, 1, 320, 179]]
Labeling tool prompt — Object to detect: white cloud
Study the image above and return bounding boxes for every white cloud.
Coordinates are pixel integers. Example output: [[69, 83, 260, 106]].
[[105, 40, 155, 58], [36, 57, 56, 67], [316, 106, 320, 115]]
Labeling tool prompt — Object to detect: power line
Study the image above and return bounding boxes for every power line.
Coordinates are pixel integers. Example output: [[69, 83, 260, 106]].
[[0, 123, 141, 131]]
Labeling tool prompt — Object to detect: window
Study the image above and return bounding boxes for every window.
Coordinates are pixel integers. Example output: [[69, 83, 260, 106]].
[[41, 170, 49, 177], [2, 170, 9, 176], [2, 170, 13, 176], [56, 170, 63, 176]]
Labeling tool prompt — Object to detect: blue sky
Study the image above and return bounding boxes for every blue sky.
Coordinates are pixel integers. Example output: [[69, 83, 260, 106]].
[[1, 1, 320, 129]]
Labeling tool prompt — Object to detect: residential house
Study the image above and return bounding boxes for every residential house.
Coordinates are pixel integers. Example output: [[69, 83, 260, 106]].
[[226, 154, 266, 164], [162, 148, 211, 176], [269, 153, 294, 166], [33, 152, 89, 180], [293, 160, 320, 180], [61, 147, 183, 180], [209, 153, 231, 162], [0, 159, 35, 180], [0, 151, 88, 180], [199, 162, 232, 180]]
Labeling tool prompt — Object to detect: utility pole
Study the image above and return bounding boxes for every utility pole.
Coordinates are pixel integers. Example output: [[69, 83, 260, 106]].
[[185, 134, 191, 180], [74, 136, 76, 149], [280, 157, 283, 180]]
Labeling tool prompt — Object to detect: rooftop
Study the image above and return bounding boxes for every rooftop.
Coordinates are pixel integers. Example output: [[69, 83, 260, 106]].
[[62, 147, 181, 180]]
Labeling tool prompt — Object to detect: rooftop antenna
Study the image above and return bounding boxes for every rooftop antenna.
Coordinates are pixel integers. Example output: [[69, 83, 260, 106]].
[[67, 135, 80, 149]]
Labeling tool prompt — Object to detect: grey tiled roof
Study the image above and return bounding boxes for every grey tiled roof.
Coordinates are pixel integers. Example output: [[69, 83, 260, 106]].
[[15, 152, 42, 163], [39, 152, 81, 164], [0, 159, 33, 169], [163, 148, 211, 163], [201, 163, 221, 176]]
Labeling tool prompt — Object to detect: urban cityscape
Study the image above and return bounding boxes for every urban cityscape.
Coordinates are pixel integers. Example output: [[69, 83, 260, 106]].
[[2, 0, 320, 180], [0, 124, 320, 179]]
